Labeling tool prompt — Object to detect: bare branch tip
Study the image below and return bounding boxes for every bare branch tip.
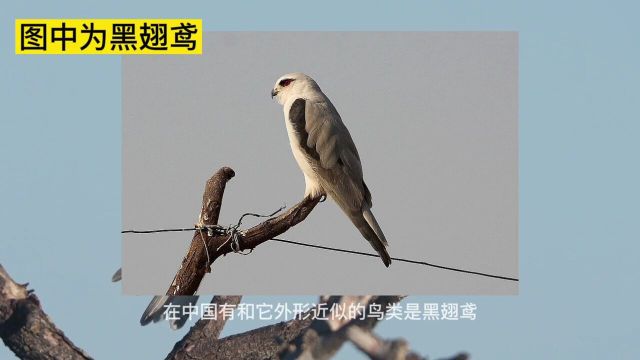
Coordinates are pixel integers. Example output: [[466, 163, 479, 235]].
[[219, 166, 235, 179]]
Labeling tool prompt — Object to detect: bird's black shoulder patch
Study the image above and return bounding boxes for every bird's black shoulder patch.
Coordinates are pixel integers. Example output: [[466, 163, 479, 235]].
[[289, 98, 320, 161]]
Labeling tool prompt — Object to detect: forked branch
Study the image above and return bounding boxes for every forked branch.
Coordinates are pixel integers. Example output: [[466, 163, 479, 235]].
[[165, 167, 321, 296]]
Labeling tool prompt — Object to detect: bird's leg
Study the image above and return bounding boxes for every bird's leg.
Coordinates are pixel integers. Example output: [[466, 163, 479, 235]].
[[304, 193, 326, 202]]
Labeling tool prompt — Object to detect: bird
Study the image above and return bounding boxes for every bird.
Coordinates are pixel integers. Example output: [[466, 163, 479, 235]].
[[139, 73, 391, 328], [271, 72, 391, 267]]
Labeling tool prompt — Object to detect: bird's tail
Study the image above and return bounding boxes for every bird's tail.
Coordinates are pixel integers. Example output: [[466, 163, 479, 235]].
[[352, 207, 391, 267], [140, 295, 199, 330]]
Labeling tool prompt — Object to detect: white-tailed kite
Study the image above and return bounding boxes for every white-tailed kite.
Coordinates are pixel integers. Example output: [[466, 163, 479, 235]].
[[271, 73, 391, 267], [139, 74, 391, 328]]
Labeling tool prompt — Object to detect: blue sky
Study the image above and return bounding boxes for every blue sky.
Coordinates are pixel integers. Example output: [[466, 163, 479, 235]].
[[1, 1, 639, 359]]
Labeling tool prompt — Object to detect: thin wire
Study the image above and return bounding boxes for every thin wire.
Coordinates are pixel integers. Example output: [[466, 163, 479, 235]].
[[271, 237, 518, 282], [234, 204, 287, 229], [198, 228, 211, 268], [122, 228, 197, 234], [121, 227, 518, 282]]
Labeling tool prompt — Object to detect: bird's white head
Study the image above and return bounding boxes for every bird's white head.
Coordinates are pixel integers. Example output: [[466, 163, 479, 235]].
[[271, 72, 321, 105]]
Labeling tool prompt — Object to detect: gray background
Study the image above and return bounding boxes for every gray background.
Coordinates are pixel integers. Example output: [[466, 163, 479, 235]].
[[123, 32, 518, 295]]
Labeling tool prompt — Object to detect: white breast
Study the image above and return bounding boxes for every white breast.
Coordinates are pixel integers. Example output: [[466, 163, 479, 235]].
[[284, 101, 324, 198]]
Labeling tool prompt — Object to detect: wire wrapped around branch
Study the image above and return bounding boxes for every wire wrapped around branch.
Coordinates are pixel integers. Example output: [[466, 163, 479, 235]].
[[164, 167, 321, 297]]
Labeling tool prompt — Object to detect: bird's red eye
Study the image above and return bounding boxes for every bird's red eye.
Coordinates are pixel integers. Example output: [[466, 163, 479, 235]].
[[279, 79, 294, 87]]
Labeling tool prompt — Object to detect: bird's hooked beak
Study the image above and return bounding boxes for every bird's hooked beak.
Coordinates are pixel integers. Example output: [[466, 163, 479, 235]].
[[271, 89, 278, 98]]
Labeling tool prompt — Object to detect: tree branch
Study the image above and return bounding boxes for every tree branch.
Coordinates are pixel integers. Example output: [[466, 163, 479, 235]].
[[2, 166, 471, 360], [161, 296, 405, 360], [166, 167, 321, 296], [166, 295, 242, 360], [166, 167, 235, 296], [0, 264, 93, 360], [280, 295, 406, 360], [345, 325, 426, 360], [124, 167, 462, 359], [202, 311, 315, 360], [348, 329, 470, 360]]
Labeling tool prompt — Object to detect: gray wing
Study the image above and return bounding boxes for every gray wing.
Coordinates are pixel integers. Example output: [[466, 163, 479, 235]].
[[289, 98, 390, 266], [289, 98, 371, 208]]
